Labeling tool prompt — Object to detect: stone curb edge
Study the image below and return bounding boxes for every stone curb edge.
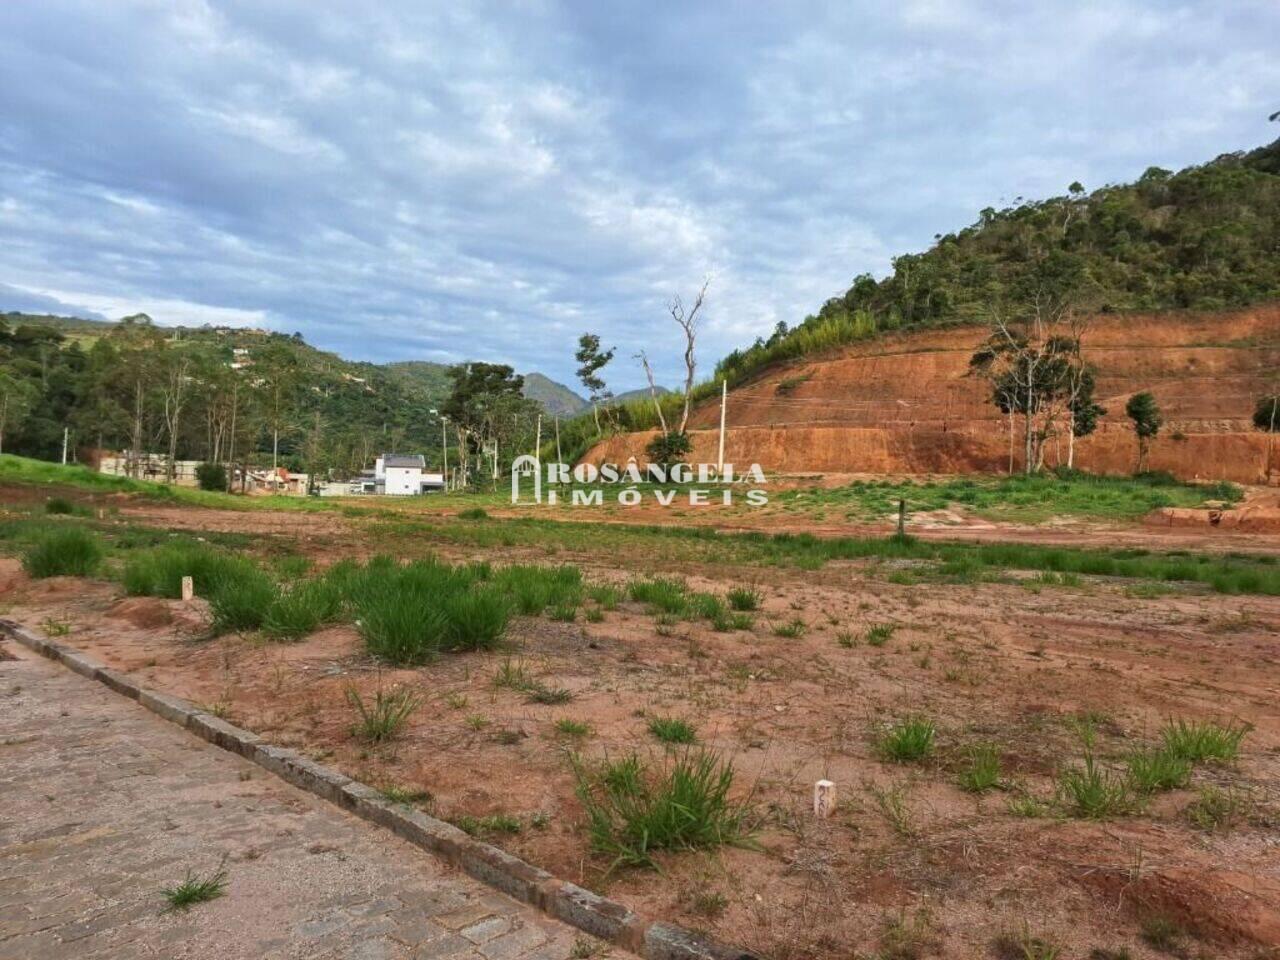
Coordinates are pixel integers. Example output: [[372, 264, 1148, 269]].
[[0, 620, 759, 960]]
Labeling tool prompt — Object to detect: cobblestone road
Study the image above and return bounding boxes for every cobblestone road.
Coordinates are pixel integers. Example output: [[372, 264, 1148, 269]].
[[0, 647, 586, 960]]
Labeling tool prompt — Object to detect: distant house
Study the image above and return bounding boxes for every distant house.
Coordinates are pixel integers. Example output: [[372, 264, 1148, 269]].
[[357, 454, 445, 496]]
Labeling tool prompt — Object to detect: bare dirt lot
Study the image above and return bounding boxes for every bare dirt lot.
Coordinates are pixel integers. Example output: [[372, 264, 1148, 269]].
[[3, 489, 1279, 959]]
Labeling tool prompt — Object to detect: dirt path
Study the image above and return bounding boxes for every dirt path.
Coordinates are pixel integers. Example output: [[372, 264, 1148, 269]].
[[0, 647, 584, 960]]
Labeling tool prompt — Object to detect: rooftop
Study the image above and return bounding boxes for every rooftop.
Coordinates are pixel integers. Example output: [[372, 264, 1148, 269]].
[[382, 454, 425, 468]]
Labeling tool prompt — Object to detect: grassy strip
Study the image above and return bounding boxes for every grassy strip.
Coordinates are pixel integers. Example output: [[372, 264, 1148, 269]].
[[778, 470, 1242, 523], [0, 453, 335, 512], [369, 515, 1280, 596]]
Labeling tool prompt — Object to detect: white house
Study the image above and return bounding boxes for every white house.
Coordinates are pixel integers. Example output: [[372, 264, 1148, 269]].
[[369, 454, 445, 495]]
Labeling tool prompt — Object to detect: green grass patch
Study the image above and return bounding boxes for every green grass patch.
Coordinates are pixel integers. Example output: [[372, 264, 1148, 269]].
[[781, 470, 1243, 524], [161, 865, 228, 911], [571, 750, 754, 871], [957, 743, 1002, 792], [627, 576, 689, 615], [1159, 718, 1249, 764], [1125, 746, 1192, 793], [21, 525, 103, 578], [875, 717, 935, 763], [648, 716, 698, 745]]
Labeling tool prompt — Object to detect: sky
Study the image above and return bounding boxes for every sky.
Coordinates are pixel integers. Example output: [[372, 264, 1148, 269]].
[[1, 2, 1277, 390]]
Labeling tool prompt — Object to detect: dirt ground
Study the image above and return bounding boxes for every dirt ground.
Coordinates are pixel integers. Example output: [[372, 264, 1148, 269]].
[[3, 489, 1279, 959]]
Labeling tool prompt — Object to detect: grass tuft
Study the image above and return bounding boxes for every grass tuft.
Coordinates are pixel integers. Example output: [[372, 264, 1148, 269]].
[[21, 525, 103, 578], [1159, 718, 1249, 765], [957, 743, 1002, 792], [161, 865, 228, 911], [648, 716, 698, 745], [875, 717, 935, 763], [571, 750, 754, 871], [347, 685, 422, 744], [1125, 746, 1191, 793]]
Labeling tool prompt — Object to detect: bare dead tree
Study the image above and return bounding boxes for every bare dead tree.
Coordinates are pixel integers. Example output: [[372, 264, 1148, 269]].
[[670, 277, 710, 435], [635, 350, 669, 437]]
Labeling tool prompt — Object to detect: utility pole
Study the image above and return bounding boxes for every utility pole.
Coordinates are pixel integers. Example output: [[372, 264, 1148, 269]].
[[61, 427, 69, 465], [440, 415, 449, 491], [534, 414, 542, 460], [716, 379, 727, 473], [554, 416, 562, 465]]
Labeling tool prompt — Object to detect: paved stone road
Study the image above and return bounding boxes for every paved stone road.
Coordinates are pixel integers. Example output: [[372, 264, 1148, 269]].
[[0, 647, 588, 960]]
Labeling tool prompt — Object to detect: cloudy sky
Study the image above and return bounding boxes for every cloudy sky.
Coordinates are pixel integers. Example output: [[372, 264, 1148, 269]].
[[1, 2, 1276, 388]]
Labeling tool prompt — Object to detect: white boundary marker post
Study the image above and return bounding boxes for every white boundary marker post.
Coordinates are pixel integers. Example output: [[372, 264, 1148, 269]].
[[814, 779, 836, 818], [181, 576, 194, 602]]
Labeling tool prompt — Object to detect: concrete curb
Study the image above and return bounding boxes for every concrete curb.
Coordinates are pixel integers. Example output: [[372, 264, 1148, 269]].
[[0, 620, 758, 960]]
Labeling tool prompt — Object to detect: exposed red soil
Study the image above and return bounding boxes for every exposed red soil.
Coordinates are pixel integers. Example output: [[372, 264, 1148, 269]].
[[585, 305, 1280, 483], [4, 524, 1279, 959]]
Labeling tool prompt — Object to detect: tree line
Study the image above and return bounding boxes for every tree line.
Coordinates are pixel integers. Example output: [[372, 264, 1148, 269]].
[[0, 314, 451, 486]]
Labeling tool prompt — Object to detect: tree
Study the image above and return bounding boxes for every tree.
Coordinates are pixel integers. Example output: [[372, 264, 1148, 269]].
[[106, 315, 166, 477], [574, 334, 615, 435], [254, 339, 304, 473], [1125, 392, 1161, 473], [440, 363, 536, 485], [0, 367, 36, 455], [970, 259, 1094, 474], [635, 350, 669, 437], [670, 278, 710, 436], [159, 344, 203, 480], [1254, 394, 1279, 481], [1067, 369, 1106, 469]]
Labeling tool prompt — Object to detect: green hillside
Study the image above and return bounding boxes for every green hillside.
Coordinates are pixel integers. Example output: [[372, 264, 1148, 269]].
[[716, 138, 1280, 386], [521, 373, 588, 417]]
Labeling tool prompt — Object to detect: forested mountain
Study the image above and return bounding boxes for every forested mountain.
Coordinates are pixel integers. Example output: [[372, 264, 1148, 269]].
[[520, 373, 588, 417], [715, 138, 1280, 387], [0, 310, 657, 477], [0, 314, 453, 475]]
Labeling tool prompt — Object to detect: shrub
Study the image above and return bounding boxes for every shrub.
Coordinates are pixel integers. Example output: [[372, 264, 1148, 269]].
[[875, 718, 935, 763], [571, 750, 754, 871], [957, 743, 1002, 792], [726, 586, 760, 611], [1159, 718, 1249, 764], [22, 526, 103, 578], [644, 431, 692, 467], [648, 716, 698, 745], [347, 684, 422, 743], [457, 507, 489, 520], [44, 496, 75, 515], [195, 462, 228, 492]]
